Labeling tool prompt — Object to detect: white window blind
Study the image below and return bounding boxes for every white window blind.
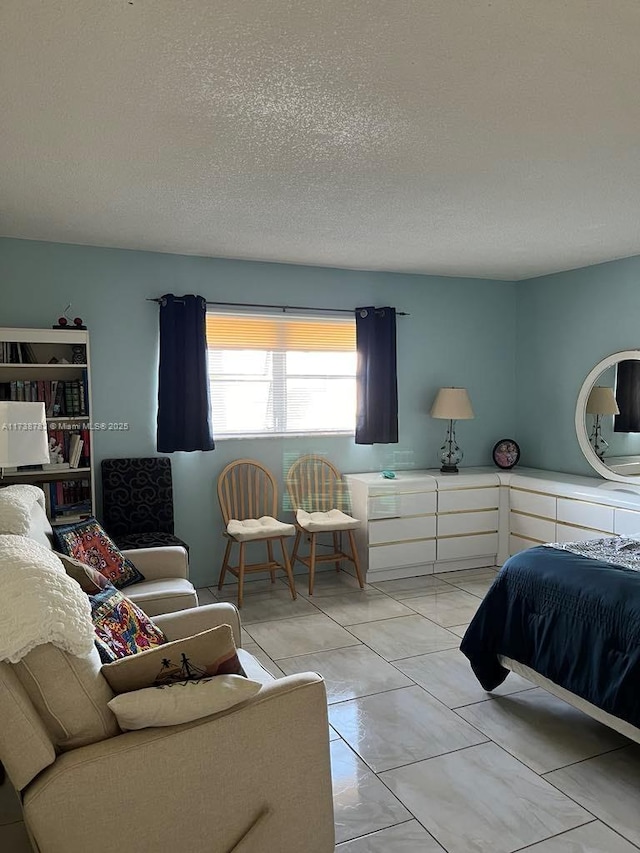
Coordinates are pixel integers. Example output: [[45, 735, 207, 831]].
[[206, 312, 357, 437]]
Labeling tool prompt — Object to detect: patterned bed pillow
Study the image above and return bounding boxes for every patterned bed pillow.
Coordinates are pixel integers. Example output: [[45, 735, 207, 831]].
[[89, 582, 167, 663], [101, 625, 246, 693], [54, 517, 144, 588]]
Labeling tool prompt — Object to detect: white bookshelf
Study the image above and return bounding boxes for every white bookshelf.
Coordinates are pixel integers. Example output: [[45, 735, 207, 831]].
[[0, 327, 95, 523]]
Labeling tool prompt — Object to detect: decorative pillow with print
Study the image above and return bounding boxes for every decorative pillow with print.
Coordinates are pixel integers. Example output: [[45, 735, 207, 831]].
[[54, 517, 144, 588], [101, 625, 246, 693], [89, 582, 167, 663]]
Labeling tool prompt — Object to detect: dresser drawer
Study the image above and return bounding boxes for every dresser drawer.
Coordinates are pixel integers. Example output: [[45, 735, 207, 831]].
[[614, 508, 640, 536], [556, 498, 614, 533], [510, 511, 555, 543], [509, 534, 539, 556], [438, 487, 500, 513], [510, 488, 556, 519], [437, 532, 498, 561], [369, 538, 436, 571], [555, 523, 607, 543], [368, 491, 437, 520], [437, 510, 498, 537], [369, 514, 436, 545]]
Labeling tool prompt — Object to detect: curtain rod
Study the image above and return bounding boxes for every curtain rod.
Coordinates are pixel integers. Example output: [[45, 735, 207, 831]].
[[146, 298, 409, 316]]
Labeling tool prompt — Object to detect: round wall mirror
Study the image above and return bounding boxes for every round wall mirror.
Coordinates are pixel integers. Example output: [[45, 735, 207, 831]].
[[576, 350, 640, 482]]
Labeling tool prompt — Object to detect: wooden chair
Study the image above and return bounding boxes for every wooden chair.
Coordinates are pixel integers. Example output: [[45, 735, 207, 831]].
[[217, 459, 297, 607], [286, 454, 365, 595]]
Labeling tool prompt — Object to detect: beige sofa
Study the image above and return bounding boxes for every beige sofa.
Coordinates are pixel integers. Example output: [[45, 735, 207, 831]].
[[0, 600, 335, 853], [24, 496, 199, 616]]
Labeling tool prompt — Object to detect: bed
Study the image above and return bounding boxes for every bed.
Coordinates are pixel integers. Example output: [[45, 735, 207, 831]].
[[460, 537, 640, 743]]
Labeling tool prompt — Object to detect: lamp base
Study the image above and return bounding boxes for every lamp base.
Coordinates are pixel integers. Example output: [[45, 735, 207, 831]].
[[440, 464, 459, 474]]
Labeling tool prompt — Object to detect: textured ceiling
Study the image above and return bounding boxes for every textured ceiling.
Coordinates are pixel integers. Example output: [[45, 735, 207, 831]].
[[1, 1, 640, 280]]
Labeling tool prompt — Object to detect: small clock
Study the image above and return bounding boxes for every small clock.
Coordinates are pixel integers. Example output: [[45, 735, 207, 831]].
[[492, 438, 520, 470]]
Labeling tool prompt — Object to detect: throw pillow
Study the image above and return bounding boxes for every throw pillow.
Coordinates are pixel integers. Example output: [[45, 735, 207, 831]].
[[53, 517, 144, 588], [56, 551, 111, 594], [101, 625, 246, 693], [89, 582, 167, 663], [108, 675, 262, 730]]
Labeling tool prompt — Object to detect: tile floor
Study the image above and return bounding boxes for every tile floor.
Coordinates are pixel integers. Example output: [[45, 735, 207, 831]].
[[2, 565, 640, 852]]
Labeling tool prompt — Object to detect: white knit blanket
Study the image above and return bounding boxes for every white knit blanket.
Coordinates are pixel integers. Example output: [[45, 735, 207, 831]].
[[0, 484, 46, 535], [0, 534, 95, 663]]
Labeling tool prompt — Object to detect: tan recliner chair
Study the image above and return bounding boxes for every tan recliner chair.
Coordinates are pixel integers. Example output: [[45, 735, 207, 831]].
[[0, 603, 335, 853]]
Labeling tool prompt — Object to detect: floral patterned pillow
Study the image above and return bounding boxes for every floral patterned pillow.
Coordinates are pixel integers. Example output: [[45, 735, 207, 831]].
[[54, 517, 144, 588], [89, 582, 167, 663]]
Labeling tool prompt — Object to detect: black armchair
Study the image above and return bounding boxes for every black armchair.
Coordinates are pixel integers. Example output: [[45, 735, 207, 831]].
[[100, 457, 188, 552]]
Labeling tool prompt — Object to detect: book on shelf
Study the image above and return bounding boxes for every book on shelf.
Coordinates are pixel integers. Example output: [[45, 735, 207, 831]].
[[0, 342, 37, 364], [47, 479, 92, 522], [68, 434, 84, 468], [0, 374, 88, 416]]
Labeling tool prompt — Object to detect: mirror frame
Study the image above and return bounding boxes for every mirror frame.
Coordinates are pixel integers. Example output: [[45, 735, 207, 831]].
[[575, 349, 640, 483]]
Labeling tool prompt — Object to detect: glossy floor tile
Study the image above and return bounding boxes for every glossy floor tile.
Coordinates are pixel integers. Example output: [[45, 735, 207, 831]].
[[521, 820, 639, 852], [294, 570, 371, 598], [0, 820, 31, 852], [406, 588, 482, 627], [246, 613, 361, 659], [346, 615, 459, 661], [194, 586, 217, 605], [215, 587, 318, 624], [545, 746, 640, 847], [381, 742, 591, 853], [314, 589, 415, 626], [447, 576, 496, 597], [394, 648, 534, 708], [329, 685, 487, 772], [331, 739, 411, 844], [447, 623, 470, 638], [0, 779, 22, 827], [335, 819, 444, 851], [277, 645, 413, 703], [457, 688, 628, 774], [370, 575, 452, 599]]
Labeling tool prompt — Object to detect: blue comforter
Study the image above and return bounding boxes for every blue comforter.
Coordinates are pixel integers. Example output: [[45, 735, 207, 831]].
[[460, 545, 640, 728]]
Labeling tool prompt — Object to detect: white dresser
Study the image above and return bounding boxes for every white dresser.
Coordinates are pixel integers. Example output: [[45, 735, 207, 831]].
[[345, 468, 502, 583], [346, 472, 437, 582], [346, 466, 640, 583]]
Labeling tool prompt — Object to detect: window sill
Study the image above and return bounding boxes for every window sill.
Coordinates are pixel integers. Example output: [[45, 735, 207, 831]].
[[214, 431, 355, 441]]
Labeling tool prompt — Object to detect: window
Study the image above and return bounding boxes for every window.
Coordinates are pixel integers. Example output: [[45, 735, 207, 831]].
[[206, 312, 357, 437]]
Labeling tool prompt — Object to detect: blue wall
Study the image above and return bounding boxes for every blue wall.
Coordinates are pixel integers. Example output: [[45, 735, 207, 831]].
[[0, 237, 516, 585], [516, 255, 640, 475]]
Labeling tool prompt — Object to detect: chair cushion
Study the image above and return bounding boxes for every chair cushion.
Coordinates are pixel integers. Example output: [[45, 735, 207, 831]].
[[296, 508, 361, 532], [101, 625, 246, 694], [227, 516, 296, 542], [127, 577, 198, 617], [53, 517, 144, 588], [108, 674, 262, 730], [12, 643, 120, 751], [89, 583, 167, 663]]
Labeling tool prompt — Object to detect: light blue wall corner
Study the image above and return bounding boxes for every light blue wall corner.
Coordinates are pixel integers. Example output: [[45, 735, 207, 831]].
[[0, 237, 516, 585], [516, 255, 640, 475]]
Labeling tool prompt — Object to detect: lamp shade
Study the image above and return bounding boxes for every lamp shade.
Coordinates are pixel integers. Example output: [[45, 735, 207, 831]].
[[430, 387, 474, 420], [0, 402, 50, 467], [586, 386, 620, 416]]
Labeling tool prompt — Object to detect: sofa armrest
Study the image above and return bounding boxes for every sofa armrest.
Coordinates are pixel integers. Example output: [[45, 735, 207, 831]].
[[23, 674, 334, 853], [153, 603, 242, 647], [122, 546, 189, 581]]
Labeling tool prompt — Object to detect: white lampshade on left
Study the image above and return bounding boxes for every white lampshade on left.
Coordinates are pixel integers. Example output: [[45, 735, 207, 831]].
[[0, 401, 50, 469]]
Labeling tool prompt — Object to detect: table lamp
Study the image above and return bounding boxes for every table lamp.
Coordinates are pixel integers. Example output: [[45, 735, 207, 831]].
[[0, 401, 50, 476], [586, 386, 619, 460], [430, 387, 475, 473]]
